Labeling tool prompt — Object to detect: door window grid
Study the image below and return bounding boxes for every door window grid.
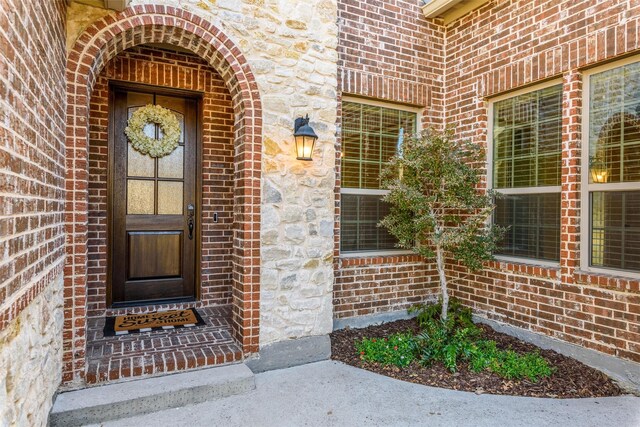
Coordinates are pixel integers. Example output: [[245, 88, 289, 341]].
[[126, 99, 185, 216]]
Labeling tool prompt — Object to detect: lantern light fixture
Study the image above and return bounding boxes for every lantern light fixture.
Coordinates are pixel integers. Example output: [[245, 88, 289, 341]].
[[589, 155, 609, 184], [293, 115, 318, 161]]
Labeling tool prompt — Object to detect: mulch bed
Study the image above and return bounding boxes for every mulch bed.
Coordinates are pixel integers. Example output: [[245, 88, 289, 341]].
[[330, 318, 625, 398]]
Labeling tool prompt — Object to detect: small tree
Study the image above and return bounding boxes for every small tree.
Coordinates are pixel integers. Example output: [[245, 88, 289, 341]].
[[380, 128, 504, 322]]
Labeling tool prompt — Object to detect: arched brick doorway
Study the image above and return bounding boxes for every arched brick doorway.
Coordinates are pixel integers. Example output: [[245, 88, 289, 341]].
[[64, 4, 261, 385]]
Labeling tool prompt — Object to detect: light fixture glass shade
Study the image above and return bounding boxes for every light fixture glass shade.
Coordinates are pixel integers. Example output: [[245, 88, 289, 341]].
[[293, 116, 318, 161], [296, 135, 316, 160]]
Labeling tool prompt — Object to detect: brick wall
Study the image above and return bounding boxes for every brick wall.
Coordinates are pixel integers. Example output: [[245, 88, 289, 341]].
[[334, 255, 437, 319], [444, 0, 640, 363], [65, 5, 264, 383], [0, 0, 67, 422], [334, 0, 640, 364], [87, 45, 235, 318], [334, 0, 443, 321], [337, 0, 444, 118]]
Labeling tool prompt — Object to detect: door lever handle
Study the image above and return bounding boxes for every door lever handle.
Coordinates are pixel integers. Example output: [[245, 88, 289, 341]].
[[187, 203, 195, 240]]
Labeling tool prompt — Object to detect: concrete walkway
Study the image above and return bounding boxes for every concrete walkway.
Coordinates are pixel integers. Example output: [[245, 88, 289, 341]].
[[90, 361, 640, 427]]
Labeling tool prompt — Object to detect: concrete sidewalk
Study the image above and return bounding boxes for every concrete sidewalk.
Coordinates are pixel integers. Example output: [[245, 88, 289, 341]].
[[89, 361, 640, 427]]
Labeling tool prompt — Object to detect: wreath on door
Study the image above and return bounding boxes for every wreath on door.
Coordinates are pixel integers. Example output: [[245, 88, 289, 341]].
[[124, 104, 181, 158]]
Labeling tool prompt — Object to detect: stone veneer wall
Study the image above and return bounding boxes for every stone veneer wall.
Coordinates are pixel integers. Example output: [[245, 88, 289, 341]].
[[0, 277, 64, 426], [87, 45, 235, 318], [0, 0, 67, 423], [443, 0, 640, 363]]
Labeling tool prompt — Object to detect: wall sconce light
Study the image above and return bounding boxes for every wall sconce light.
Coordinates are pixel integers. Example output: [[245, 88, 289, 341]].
[[589, 156, 609, 184], [294, 115, 318, 161]]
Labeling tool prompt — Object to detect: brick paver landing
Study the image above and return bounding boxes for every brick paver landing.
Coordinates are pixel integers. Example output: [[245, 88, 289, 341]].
[[85, 305, 242, 384]]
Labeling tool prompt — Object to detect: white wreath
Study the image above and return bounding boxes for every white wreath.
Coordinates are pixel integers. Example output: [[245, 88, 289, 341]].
[[124, 104, 181, 158]]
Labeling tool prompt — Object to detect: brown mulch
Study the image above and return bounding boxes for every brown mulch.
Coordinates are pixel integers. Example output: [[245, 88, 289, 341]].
[[330, 318, 625, 398]]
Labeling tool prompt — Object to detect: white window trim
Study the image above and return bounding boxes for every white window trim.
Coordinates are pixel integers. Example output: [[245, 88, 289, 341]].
[[341, 95, 425, 115], [493, 255, 561, 269], [339, 97, 423, 257], [580, 57, 640, 280], [487, 79, 563, 266]]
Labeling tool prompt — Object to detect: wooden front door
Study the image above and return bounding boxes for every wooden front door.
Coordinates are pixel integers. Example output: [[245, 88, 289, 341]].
[[110, 84, 200, 306]]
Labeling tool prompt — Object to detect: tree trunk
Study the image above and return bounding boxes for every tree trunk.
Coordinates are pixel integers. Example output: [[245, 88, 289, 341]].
[[436, 245, 449, 322]]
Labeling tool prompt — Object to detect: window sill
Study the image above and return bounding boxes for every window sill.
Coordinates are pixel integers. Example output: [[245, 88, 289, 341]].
[[492, 255, 560, 269], [339, 250, 415, 258], [575, 267, 640, 282], [338, 251, 425, 266]]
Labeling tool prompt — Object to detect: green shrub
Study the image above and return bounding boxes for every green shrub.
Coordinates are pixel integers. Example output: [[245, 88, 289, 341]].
[[413, 320, 554, 382], [355, 300, 555, 382], [487, 349, 554, 382], [413, 319, 481, 372], [409, 298, 474, 331], [355, 333, 415, 367]]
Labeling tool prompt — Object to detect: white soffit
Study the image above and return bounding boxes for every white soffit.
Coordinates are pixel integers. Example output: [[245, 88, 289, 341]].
[[422, 0, 489, 25], [72, 0, 130, 11]]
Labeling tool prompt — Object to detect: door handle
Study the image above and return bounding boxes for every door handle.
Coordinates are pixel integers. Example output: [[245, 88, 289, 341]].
[[187, 204, 195, 240]]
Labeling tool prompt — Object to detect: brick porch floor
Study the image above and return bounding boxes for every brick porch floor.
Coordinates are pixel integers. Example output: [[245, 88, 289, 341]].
[[86, 305, 242, 384]]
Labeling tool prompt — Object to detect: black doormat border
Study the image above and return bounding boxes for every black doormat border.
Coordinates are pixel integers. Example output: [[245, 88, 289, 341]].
[[103, 308, 206, 337]]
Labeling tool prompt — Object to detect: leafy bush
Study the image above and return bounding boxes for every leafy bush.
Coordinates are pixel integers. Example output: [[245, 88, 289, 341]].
[[413, 319, 481, 372], [356, 300, 555, 382], [356, 333, 415, 367], [413, 320, 554, 382], [487, 349, 554, 382], [409, 297, 474, 330]]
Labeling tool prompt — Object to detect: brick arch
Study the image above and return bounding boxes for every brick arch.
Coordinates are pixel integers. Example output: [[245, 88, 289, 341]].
[[64, 4, 261, 384]]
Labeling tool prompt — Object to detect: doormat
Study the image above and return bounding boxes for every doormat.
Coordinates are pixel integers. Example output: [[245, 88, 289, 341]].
[[103, 308, 205, 337]]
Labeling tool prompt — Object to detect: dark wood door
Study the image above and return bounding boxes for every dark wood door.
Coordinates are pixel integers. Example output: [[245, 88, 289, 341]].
[[110, 85, 199, 306]]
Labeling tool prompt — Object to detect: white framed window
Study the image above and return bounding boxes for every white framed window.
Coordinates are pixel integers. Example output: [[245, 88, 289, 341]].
[[581, 57, 640, 278], [488, 80, 563, 265], [340, 97, 421, 256]]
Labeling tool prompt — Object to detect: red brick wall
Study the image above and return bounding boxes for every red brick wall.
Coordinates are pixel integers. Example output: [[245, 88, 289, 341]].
[[338, 0, 444, 119], [87, 46, 234, 318], [443, 0, 640, 363], [0, 0, 66, 330], [334, 255, 437, 319], [65, 5, 263, 383], [335, 0, 640, 364], [334, 0, 444, 320]]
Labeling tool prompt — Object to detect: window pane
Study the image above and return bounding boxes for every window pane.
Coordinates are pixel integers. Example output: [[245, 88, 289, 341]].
[[361, 133, 381, 162], [591, 191, 640, 271], [341, 160, 360, 188], [538, 153, 561, 186], [342, 102, 361, 131], [158, 145, 184, 179], [157, 181, 183, 215], [127, 179, 155, 215], [362, 162, 382, 189], [361, 105, 382, 134], [342, 131, 361, 161], [493, 84, 562, 188], [340, 194, 397, 252], [127, 144, 155, 178], [494, 193, 560, 261], [589, 61, 640, 183], [341, 101, 417, 190]]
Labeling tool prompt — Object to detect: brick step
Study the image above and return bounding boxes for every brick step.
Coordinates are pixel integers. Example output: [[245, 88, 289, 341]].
[[85, 342, 243, 384], [49, 363, 255, 426]]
